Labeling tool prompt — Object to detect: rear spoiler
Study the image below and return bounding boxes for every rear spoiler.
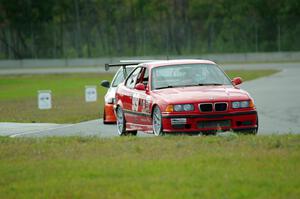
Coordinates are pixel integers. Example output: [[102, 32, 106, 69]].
[[104, 60, 159, 71], [120, 60, 156, 63], [104, 63, 138, 71]]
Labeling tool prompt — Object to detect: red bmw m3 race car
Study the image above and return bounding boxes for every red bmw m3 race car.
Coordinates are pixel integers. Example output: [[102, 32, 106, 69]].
[[114, 59, 258, 136]]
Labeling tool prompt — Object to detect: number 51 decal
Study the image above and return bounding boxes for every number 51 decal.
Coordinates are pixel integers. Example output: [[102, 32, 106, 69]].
[[132, 93, 139, 112]]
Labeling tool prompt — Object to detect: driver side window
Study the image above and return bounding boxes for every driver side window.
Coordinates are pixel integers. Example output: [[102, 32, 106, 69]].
[[136, 67, 149, 86], [125, 67, 142, 89]]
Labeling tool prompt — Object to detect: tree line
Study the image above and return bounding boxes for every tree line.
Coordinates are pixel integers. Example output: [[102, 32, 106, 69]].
[[0, 0, 299, 59]]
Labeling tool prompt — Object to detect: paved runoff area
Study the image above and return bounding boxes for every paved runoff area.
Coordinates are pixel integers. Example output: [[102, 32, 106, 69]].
[[0, 123, 69, 137], [241, 67, 300, 134], [0, 120, 109, 138], [0, 119, 153, 138], [0, 62, 299, 137]]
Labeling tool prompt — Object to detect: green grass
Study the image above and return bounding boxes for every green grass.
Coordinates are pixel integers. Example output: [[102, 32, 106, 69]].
[[0, 73, 113, 123], [0, 135, 299, 198], [0, 70, 278, 123], [226, 69, 279, 81]]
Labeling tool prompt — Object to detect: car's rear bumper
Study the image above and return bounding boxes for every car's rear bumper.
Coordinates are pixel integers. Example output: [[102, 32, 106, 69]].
[[104, 104, 116, 123], [161, 110, 258, 133]]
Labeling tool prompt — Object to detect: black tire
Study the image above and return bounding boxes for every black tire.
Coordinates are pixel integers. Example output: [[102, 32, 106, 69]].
[[128, 130, 138, 136], [202, 130, 217, 136], [103, 111, 109, 124], [250, 114, 259, 135], [254, 117, 259, 134], [115, 107, 137, 136], [152, 106, 164, 136], [116, 107, 127, 136], [234, 128, 257, 135]]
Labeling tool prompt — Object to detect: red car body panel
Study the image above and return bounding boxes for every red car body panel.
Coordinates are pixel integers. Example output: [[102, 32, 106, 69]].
[[115, 60, 258, 134]]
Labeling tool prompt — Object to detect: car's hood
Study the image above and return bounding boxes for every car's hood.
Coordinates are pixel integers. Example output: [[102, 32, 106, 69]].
[[152, 85, 250, 104]]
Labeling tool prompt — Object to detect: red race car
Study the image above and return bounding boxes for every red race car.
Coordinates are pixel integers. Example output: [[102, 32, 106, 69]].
[[114, 59, 258, 136]]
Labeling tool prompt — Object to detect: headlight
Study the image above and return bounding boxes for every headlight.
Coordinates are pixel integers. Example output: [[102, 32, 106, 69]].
[[174, 105, 183, 112], [183, 104, 194, 111], [240, 101, 249, 108], [173, 104, 194, 112], [232, 100, 251, 109], [232, 102, 240, 109]]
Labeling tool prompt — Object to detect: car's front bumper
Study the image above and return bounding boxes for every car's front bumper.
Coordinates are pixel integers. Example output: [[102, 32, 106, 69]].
[[161, 110, 258, 133]]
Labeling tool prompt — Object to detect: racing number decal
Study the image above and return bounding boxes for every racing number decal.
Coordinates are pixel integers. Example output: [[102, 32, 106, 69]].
[[141, 96, 151, 113], [132, 94, 151, 113], [132, 93, 139, 112]]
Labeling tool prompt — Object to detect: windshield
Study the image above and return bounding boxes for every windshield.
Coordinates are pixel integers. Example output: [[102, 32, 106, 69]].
[[151, 64, 231, 90], [112, 67, 134, 87]]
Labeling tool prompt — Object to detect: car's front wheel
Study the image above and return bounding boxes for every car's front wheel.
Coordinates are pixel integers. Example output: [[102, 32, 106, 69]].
[[152, 106, 164, 136]]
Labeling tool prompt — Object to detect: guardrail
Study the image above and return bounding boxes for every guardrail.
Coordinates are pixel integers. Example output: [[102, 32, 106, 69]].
[[1, 52, 300, 69]]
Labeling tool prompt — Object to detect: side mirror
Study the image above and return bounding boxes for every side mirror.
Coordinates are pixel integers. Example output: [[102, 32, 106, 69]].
[[232, 77, 243, 86], [101, 80, 110, 88], [134, 83, 145, 91]]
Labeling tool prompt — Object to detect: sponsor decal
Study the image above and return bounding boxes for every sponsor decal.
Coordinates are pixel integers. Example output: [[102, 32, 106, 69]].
[[132, 93, 139, 111]]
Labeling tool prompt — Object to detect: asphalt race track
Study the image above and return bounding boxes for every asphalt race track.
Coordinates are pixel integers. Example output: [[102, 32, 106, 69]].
[[242, 67, 300, 134], [0, 62, 299, 137], [3, 119, 153, 138]]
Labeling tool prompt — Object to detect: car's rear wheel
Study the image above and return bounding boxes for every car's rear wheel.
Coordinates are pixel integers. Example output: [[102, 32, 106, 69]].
[[116, 107, 126, 136], [152, 106, 164, 136], [116, 107, 137, 136]]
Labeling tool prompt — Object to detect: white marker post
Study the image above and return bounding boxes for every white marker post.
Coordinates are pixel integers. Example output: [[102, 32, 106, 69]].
[[38, 90, 52, 110], [85, 86, 97, 102]]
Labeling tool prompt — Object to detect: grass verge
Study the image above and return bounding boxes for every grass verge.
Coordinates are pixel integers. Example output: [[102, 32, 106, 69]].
[[0, 73, 113, 123], [0, 70, 278, 123], [226, 69, 279, 81], [0, 135, 299, 198]]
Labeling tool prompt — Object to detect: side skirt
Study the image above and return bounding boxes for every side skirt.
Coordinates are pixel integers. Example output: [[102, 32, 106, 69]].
[[126, 122, 153, 132]]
